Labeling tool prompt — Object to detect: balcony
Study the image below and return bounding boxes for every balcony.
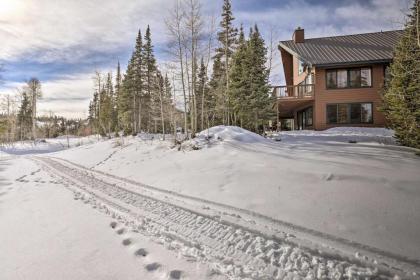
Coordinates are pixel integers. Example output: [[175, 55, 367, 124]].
[[273, 84, 315, 100], [273, 84, 315, 118]]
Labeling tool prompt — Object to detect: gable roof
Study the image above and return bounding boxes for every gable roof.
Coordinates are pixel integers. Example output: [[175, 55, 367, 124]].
[[279, 30, 403, 67]]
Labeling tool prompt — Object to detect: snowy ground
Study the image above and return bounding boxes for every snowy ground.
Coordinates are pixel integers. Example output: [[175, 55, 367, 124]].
[[1, 127, 419, 279], [0, 135, 100, 155]]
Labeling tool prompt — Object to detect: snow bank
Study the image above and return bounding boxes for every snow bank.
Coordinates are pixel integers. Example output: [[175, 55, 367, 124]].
[[273, 127, 397, 145], [184, 125, 270, 150], [197, 126, 267, 143]]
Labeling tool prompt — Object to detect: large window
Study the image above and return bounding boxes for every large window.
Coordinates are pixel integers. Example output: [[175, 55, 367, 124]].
[[326, 67, 372, 89], [326, 104, 337, 124], [327, 103, 373, 124]]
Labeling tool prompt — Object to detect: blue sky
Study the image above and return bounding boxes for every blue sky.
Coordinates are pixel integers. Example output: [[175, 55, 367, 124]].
[[0, 0, 411, 118]]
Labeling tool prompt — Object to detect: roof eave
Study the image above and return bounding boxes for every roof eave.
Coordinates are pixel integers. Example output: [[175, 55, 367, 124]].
[[314, 59, 393, 68], [278, 42, 314, 67]]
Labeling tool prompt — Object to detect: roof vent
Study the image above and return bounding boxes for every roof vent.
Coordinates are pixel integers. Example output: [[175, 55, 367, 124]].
[[293, 27, 304, 43]]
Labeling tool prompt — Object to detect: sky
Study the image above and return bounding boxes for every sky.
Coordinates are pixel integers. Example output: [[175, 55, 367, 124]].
[[0, 0, 412, 119]]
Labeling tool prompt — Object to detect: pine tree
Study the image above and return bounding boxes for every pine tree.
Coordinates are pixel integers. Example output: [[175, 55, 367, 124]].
[[17, 92, 32, 140], [115, 61, 122, 132], [228, 25, 249, 126], [209, 55, 225, 126], [382, 0, 420, 148], [120, 29, 145, 134], [247, 25, 272, 132], [215, 0, 238, 124], [143, 25, 158, 132]]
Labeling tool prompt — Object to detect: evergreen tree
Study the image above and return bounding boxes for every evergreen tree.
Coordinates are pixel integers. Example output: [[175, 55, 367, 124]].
[[143, 25, 158, 131], [227, 25, 272, 132], [120, 29, 145, 134], [209, 55, 225, 125], [17, 92, 32, 140], [246, 25, 272, 132], [115, 61, 122, 131], [382, 0, 420, 148], [215, 0, 238, 124], [228, 25, 249, 126]]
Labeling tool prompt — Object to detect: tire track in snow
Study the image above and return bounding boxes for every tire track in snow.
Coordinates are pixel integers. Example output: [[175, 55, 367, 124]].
[[49, 156, 420, 271], [34, 157, 419, 279]]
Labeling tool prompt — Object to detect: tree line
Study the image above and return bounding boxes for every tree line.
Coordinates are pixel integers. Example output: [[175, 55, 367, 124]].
[[88, 25, 175, 139], [88, 0, 275, 139], [0, 78, 89, 143]]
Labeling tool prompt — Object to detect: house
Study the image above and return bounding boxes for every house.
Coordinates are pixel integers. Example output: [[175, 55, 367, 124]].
[[273, 28, 402, 130]]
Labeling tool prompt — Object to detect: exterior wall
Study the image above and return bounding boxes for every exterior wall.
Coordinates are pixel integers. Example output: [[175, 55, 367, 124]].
[[280, 49, 294, 86], [313, 64, 386, 130], [293, 56, 307, 85]]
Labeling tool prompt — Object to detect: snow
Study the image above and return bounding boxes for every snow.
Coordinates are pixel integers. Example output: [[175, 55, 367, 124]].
[[0, 157, 223, 280], [197, 125, 270, 143], [53, 127, 420, 259], [271, 127, 397, 145], [1, 126, 420, 279], [0, 135, 100, 155]]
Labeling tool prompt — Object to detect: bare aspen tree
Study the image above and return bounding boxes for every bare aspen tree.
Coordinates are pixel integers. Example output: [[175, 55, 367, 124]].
[[157, 74, 165, 140], [184, 0, 203, 135], [171, 73, 178, 143], [201, 15, 216, 131], [166, 0, 189, 139]]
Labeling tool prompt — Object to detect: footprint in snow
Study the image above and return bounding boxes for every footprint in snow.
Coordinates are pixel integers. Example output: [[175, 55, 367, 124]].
[[122, 238, 132, 246], [110, 221, 118, 229], [134, 248, 148, 257], [169, 270, 184, 279], [116, 228, 125, 235], [145, 262, 161, 271]]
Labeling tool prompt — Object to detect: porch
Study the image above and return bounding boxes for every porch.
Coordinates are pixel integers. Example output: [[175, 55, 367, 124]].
[[273, 84, 315, 130]]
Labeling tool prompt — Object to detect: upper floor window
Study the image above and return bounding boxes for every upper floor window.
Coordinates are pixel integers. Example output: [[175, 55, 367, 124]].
[[298, 59, 305, 75], [326, 67, 372, 89]]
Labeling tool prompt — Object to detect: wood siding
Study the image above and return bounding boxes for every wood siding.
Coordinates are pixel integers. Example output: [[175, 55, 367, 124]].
[[313, 64, 386, 130]]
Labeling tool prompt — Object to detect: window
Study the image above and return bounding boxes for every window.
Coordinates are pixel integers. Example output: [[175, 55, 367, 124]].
[[337, 70, 347, 88], [326, 71, 337, 88], [361, 103, 373, 123], [298, 59, 305, 75], [349, 69, 361, 88], [361, 68, 372, 87], [327, 103, 373, 124], [306, 107, 313, 126], [337, 104, 348, 123], [326, 68, 372, 89], [327, 104, 337, 123], [350, 104, 361, 123]]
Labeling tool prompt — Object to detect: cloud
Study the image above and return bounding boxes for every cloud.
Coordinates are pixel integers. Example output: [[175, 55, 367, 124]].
[[0, 0, 412, 118], [0, 74, 95, 119], [0, 0, 174, 63]]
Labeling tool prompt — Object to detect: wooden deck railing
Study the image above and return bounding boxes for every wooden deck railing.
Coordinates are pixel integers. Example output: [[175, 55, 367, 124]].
[[273, 84, 315, 99]]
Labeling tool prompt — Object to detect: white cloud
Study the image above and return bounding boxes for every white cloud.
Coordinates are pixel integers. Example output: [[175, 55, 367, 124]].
[[0, 0, 411, 118], [0, 74, 95, 119], [0, 0, 172, 62]]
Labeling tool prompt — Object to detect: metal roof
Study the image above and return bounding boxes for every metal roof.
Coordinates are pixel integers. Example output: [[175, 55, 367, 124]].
[[279, 30, 403, 67]]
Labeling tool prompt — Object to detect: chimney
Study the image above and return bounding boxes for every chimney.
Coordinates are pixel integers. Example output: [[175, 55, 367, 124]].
[[293, 27, 304, 43]]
